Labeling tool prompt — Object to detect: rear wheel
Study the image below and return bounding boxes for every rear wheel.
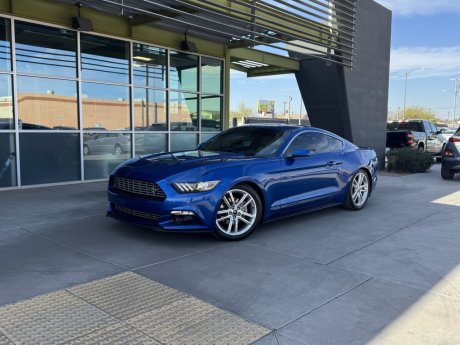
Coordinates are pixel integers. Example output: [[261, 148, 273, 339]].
[[214, 184, 262, 240], [441, 167, 455, 180], [344, 169, 370, 210]]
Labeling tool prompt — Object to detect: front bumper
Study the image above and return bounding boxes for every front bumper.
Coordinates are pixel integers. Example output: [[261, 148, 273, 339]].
[[107, 182, 221, 232]]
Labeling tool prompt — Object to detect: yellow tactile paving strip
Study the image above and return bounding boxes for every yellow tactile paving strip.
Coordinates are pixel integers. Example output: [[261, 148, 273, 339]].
[[0, 272, 269, 345]]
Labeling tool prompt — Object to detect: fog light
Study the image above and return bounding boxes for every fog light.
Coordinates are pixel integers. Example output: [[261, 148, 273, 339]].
[[171, 211, 194, 216], [171, 211, 196, 224]]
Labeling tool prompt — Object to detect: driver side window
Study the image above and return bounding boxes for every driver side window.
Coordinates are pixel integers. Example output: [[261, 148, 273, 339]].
[[285, 132, 330, 156]]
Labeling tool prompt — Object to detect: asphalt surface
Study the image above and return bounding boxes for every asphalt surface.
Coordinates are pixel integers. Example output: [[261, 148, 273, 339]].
[[0, 164, 459, 344]]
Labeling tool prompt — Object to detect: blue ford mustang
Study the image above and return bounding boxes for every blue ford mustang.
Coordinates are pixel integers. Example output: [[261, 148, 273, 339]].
[[107, 125, 378, 240]]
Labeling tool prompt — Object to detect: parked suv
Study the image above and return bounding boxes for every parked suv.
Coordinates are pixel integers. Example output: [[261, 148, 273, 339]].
[[386, 120, 446, 155], [441, 127, 460, 180]]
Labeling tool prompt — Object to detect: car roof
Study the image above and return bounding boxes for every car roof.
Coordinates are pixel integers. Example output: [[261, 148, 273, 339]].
[[239, 124, 307, 130]]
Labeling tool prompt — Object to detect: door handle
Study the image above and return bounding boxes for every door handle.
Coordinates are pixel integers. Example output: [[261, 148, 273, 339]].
[[327, 161, 342, 167]]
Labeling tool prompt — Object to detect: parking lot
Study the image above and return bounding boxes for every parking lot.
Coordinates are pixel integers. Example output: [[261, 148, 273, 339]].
[[1, 165, 460, 344]]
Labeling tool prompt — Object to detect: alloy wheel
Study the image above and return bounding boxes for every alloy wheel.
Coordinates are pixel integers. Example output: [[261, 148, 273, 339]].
[[216, 189, 257, 236], [351, 172, 369, 207]]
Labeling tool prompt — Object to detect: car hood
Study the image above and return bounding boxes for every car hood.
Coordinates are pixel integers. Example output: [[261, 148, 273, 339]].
[[113, 150, 252, 181]]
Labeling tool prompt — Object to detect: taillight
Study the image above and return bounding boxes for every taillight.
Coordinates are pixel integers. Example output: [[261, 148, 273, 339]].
[[406, 133, 414, 145], [449, 137, 460, 143], [443, 149, 455, 158]]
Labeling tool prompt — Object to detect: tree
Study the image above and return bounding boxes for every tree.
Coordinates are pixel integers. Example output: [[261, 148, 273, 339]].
[[230, 101, 253, 121], [402, 106, 440, 122]]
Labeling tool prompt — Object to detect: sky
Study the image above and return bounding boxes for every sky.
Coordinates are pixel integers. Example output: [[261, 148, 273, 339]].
[[230, 0, 460, 121]]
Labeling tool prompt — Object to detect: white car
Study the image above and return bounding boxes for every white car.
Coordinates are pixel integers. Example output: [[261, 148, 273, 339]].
[[439, 128, 457, 142]]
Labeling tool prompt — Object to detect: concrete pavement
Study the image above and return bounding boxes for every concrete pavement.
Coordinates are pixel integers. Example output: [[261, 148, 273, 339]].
[[0, 165, 459, 344]]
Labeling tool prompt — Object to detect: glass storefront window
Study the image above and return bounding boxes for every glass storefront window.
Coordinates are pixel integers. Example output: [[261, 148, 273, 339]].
[[201, 132, 218, 143], [0, 18, 11, 71], [0, 74, 13, 129], [133, 44, 167, 89], [17, 76, 78, 130], [170, 52, 198, 92], [83, 132, 131, 180], [135, 133, 167, 155], [201, 96, 222, 132], [134, 88, 167, 131], [201, 57, 222, 94], [0, 133, 16, 187], [81, 34, 130, 84], [82, 83, 130, 131], [171, 133, 198, 152], [15, 22, 76, 78], [20, 133, 80, 185], [170, 92, 198, 131]]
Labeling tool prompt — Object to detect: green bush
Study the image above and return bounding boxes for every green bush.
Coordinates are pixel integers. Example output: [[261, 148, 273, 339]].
[[387, 148, 434, 173]]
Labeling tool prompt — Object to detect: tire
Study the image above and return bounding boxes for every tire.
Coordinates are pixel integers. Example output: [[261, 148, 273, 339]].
[[214, 184, 262, 240], [114, 144, 122, 155], [343, 169, 371, 210], [441, 167, 455, 180], [417, 144, 425, 152], [83, 145, 90, 156]]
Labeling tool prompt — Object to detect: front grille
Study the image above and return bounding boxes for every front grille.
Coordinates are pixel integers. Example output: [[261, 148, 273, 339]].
[[114, 204, 160, 221], [112, 176, 166, 200]]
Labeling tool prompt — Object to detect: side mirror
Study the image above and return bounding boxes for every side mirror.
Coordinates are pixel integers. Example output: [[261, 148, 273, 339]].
[[288, 149, 311, 158]]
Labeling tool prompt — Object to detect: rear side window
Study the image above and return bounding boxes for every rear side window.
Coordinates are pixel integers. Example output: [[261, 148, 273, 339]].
[[398, 122, 423, 131], [285, 132, 330, 156], [455, 127, 460, 136], [328, 136, 343, 151]]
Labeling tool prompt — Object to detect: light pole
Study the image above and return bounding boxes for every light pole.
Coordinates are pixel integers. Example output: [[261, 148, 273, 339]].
[[442, 78, 459, 126], [403, 67, 428, 119], [287, 96, 292, 123], [453, 78, 459, 126]]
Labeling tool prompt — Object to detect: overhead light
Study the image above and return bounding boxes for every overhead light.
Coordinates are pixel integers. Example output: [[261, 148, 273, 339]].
[[72, 3, 93, 32], [181, 30, 197, 53], [133, 56, 153, 62]]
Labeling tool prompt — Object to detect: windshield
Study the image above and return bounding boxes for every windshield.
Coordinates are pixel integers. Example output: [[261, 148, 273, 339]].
[[200, 127, 290, 156]]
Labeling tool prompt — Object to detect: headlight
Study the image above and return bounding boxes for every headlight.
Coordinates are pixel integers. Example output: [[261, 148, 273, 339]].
[[173, 180, 220, 193]]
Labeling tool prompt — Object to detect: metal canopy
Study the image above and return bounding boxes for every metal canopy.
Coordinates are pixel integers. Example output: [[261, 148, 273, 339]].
[[51, 0, 357, 68]]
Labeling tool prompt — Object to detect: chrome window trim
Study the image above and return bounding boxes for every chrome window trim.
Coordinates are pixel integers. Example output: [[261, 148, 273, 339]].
[[281, 130, 345, 157]]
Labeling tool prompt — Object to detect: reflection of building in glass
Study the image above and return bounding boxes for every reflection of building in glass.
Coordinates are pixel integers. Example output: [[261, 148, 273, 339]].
[[0, 15, 224, 188]]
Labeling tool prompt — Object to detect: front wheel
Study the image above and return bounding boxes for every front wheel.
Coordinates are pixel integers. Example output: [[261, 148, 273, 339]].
[[344, 169, 370, 210], [214, 184, 262, 240]]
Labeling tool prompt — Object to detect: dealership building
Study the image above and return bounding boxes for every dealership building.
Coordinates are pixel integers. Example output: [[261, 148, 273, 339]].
[[0, 0, 391, 189]]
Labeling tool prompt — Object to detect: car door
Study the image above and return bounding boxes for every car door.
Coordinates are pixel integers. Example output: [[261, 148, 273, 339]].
[[424, 121, 438, 153], [429, 123, 444, 153], [276, 131, 342, 214]]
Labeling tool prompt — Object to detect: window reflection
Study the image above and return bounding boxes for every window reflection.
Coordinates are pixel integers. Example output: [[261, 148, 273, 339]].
[[81, 34, 129, 84], [133, 44, 167, 88], [82, 83, 130, 131], [170, 92, 197, 131], [20, 133, 80, 185], [83, 133, 131, 180], [17, 76, 78, 130], [135, 133, 167, 155], [0, 18, 11, 71], [134, 88, 167, 131], [0, 133, 16, 187], [202, 57, 222, 94], [0, 74, 13, 129], [170, 52, 198, 92], [15, 22, 76, 78], [201, 133, 217, 144], [171, 133, 198, 152], [201, 96, 222, 132]]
